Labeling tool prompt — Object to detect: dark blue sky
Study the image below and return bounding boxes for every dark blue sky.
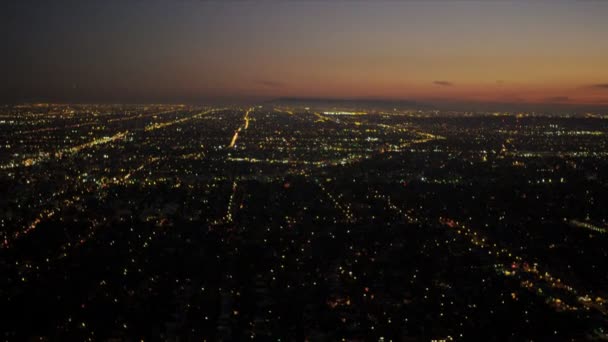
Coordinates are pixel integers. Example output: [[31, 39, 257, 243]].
[[3, 0, 608, 107]]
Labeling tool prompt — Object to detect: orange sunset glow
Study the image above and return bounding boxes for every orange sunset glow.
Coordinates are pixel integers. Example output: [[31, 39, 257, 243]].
[[3, 1, 608, 110]]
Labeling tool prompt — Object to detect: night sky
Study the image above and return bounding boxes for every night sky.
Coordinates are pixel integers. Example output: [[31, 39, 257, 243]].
[[3, 0, 608, 107]]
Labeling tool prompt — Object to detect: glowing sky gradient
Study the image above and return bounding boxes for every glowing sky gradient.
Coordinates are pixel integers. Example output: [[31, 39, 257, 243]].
[[3, 1, 608, 107]]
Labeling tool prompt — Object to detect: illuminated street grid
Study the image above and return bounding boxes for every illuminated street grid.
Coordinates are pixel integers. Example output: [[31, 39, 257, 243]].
[[1, 104, 608, 340]]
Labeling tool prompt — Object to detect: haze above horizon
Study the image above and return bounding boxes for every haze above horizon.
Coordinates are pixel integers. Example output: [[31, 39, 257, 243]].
[[3, 1, 608, 110]]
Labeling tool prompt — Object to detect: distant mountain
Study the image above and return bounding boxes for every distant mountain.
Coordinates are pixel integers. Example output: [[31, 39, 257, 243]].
[[268, 97, 608, 115], [269, 97, 430, 110]]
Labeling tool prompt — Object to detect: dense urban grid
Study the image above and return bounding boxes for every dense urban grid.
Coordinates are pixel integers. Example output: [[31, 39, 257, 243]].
[[1, 103, 608, 340]]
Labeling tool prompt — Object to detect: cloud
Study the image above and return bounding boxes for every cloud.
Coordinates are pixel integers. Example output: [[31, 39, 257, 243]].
[[546, 96, 570, 102], [254, 80, 284, 88], [433, 81, 453, 87], [497, 94, 525, 103], [590, 83, 608, 89]]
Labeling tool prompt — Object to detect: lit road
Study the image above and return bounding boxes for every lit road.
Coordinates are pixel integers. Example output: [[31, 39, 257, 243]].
[[228, 107, 254, 148]]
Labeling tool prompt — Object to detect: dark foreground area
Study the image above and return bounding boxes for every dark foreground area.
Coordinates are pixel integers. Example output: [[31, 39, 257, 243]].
[[1, 104, 608, 340]]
